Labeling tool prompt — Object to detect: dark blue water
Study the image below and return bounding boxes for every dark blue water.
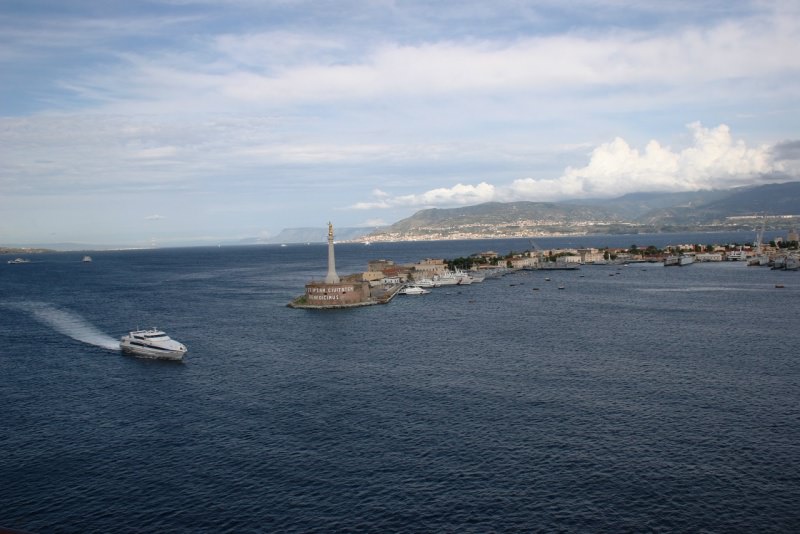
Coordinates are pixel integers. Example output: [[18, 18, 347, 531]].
[[2, 234, 799, 533]]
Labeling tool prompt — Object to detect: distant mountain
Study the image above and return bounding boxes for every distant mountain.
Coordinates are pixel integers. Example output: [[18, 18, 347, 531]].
[[385, 201, 622, 233], [568, 189, 733, 219], [368, 181, 800, 240], [638, 181, 800, 224]]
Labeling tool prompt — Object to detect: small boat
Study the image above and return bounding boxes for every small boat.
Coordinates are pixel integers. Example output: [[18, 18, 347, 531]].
[[120, 328, 187, 360], [398, 285, 430, 295], [7, 258, 30, 264], [82, 256, 92, 263], [558, 284, 565, 290]]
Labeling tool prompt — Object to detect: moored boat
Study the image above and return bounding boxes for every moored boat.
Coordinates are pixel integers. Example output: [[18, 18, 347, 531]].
[[398, 285, 430, 295], [664, 255, 694, 266], [433, 271, 459, 285], [467, 271, 485, 283], [455, 269, 474, 284]]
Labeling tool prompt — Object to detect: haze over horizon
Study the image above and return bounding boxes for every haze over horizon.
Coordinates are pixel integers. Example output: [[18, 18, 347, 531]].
[[2, 0, 800, 247]]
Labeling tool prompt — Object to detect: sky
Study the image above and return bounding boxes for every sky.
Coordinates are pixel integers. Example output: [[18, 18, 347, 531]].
[[2, 0, 800, 246]]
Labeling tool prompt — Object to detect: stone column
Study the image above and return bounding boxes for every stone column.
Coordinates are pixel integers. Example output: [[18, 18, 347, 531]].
[[324, 222, 340, 284]]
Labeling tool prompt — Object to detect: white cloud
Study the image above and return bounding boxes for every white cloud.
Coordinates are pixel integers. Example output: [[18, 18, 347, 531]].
[[52, 10, 799, 115], [505, 122, 775, 200], [134, 146, 178, 159], [145, 214, 166, 220], [351, 199, 391, 210], [353, 122, 788, 208], [351, 182, 495, 209], [214, 31, 346, 68]]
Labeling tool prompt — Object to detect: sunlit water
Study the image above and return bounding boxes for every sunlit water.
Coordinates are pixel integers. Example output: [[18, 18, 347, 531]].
[[1, 234, 799, 533]]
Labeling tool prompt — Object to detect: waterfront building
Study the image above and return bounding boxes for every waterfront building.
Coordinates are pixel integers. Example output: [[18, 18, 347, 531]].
[[368, 259, 395, 272], [582, 251, 607, 263], [413, 258, 449, 276], [300, 223, 371, 307], [508, 256, 538, 269], [362, 271, 385, 286]]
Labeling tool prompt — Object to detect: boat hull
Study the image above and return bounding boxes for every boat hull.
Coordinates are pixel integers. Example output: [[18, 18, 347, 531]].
[[398, 286, 430, 295], [120, 342, 186, 360]]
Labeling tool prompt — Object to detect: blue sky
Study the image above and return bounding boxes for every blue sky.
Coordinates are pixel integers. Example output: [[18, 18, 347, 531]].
[[2, 0, 799, 246]]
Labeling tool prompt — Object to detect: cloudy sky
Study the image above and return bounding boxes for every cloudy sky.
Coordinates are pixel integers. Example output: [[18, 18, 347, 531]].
[[2, 0, 799, 246]]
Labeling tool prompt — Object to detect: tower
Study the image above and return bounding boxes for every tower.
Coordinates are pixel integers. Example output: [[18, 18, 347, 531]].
[[324, 222, 340, 284]]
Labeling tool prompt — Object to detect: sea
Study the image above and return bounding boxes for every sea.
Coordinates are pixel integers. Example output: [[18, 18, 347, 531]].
[[2, 232, 799, 533]]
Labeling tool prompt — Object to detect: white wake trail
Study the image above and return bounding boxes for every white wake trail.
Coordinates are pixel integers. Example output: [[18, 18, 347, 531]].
[[5, 301, 120, 351]]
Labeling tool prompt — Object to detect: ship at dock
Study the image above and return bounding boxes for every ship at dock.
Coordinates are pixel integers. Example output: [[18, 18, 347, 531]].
[[664, 255, 695, 266]]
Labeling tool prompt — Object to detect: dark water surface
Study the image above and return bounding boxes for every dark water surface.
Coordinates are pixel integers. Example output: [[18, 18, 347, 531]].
[[2, 235, 799, 533]]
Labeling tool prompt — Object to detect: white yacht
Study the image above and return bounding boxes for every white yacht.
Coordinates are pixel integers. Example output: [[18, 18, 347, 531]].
[[414, 278, 440, 288], [398, 285, 430, 295], [82, 256, 92, 263], [433, 271, 460, 286], [120, 328, 187, 360], [7, 258, 30, 264], [453, 269, 474, 284]]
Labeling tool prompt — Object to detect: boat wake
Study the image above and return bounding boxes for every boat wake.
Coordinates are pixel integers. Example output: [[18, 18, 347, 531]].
[[4, 301, 120, 351]]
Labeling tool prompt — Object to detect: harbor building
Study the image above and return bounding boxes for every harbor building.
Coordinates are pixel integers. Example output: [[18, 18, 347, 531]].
[[289, 222, 399, 309], [304, 222, 370, 306], [413, 258, 449, 277]]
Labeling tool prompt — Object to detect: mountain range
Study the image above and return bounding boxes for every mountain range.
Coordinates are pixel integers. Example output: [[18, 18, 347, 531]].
[[365, 181, 800, 240]]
